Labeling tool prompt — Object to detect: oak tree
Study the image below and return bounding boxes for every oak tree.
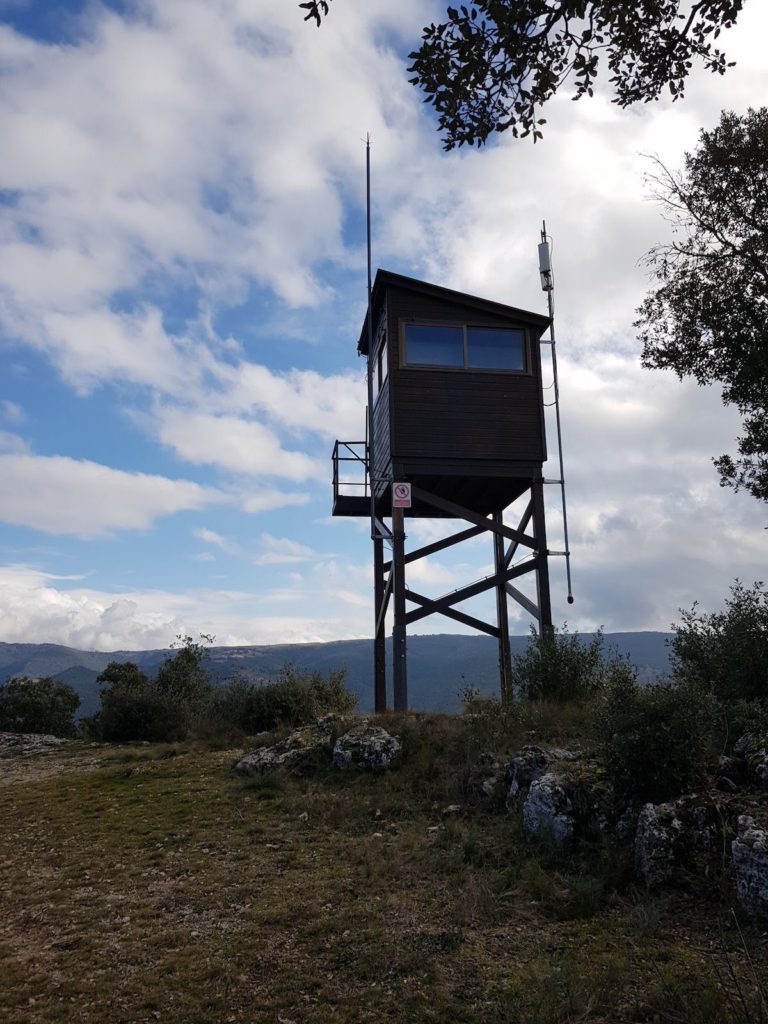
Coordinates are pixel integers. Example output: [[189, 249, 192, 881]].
[[636, 107, 768, 502]]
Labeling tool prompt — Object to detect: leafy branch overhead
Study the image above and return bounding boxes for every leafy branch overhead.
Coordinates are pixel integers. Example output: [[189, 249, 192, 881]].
[[636, 108, 768, 503], [299, 1, 743, 147]]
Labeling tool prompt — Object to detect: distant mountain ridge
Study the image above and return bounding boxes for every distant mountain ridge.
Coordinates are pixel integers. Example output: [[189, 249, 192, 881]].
[[0, 632, 674, 718]]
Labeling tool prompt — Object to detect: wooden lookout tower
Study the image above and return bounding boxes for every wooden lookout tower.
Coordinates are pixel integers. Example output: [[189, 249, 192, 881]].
[[332, 268, 560, 712]]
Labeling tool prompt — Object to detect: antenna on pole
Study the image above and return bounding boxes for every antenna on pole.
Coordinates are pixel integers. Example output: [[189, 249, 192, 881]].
[[365, 135, 376, 540], [539, 221, 574, 605]]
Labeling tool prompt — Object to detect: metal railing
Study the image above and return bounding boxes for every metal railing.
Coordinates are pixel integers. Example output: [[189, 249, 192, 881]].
[[332, 441, 369, 505]]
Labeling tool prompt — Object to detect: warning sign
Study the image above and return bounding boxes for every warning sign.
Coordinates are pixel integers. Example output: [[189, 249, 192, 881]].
[[392, 482, 412, 509]]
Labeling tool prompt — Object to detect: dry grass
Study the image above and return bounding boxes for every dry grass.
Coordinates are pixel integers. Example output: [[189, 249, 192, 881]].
[[0, 715, 766, 1024]]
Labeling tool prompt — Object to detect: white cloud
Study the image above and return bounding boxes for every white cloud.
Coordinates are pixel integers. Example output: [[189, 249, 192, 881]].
[[0, 400, 24, 424], [254, 532, 317, 566], [0, 454, 226, 537], [155, 407, 322, 481], [0, 430, 30, 454], [0, 563, 373, 649]]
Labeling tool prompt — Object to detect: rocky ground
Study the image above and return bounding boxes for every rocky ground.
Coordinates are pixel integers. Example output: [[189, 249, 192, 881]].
[[2, 715, 767, 1024]]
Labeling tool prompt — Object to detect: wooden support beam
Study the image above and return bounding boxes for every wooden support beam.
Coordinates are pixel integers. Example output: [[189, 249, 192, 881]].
[[391, 506, 408, 711], [505, 583, 539, 621], [375, 569, 392, 640], [405, 559, 537, 626], [405, 588, 500, 637], [503, 500, 533, 568], [373, 537, 387, 713], [411, 486, 537, 549], [493, 511, 513, 704], [382, 523, 485, 573]]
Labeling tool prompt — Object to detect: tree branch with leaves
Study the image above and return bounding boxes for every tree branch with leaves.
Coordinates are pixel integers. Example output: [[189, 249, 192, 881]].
[[300, 1, 743, 148], [636, 107, 768, 503]]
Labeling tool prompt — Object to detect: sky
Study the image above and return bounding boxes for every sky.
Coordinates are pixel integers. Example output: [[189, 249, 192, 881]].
[[0, 0, 765, 652]]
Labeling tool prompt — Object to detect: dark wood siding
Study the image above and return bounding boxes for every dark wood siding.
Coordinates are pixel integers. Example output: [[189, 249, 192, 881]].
[[372, 377, 391, 481], [386, 284, 547, 467]]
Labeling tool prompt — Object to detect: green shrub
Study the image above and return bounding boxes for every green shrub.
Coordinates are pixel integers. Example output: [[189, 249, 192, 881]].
[[0, 676, 80, 737], [91, 637, 217, 743], [512, 624, 624, 704], [216, 665, 357, 734], [671, 580, 768, 703], [593, 669, 718, 804]]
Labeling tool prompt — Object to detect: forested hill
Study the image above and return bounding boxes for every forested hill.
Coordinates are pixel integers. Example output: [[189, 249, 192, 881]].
[[0, 632, 673, 718]]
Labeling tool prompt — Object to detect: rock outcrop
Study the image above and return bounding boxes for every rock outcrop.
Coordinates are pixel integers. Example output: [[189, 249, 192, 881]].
[[635, 795, 720, 888], [506, 744, 550, 801], [0, 732, 67, 759], [522, 772, 576, 848], [732, 815, 768, 921], [234, 717, 336, 776], [332, 722, 400, 771]]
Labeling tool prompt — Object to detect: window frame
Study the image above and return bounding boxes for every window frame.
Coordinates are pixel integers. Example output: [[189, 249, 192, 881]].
[[399, 318, 530, 374]]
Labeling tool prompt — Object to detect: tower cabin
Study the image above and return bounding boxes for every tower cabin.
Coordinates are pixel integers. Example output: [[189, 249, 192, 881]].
[[332, 269, 554, 713], [333, 269, 551, 519]]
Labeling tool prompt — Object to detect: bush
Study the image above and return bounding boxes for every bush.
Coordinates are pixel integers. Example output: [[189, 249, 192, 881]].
[[671, 580, 768, 703], [0, 676, 80, 737], [217, 665, 357, 734], [593, 669, 718, 804], [91, 636, 217, 743], [512, 625, 624, 704]]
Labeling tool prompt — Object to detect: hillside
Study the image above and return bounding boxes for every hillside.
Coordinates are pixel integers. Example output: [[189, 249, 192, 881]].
[[0, 632, 673, 717]]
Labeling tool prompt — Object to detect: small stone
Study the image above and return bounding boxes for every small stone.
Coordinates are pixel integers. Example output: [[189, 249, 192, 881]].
[[442, 804, 461, 817], [298, 812, 309, 823]]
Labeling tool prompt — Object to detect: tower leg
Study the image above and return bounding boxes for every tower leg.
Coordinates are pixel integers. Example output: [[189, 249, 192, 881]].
[[373, 536, 387, 712], [391, 506, 408, 711], [493, 510, 513, 704], [532, 475, 553, 635]]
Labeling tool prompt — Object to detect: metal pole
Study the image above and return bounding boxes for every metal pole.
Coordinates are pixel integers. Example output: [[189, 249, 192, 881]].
[[366, 137, 376, 540], [540, 221, 574, 605]]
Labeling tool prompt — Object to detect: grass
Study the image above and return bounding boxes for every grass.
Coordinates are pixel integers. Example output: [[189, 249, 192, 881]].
[[1, 714, 766, 1023]]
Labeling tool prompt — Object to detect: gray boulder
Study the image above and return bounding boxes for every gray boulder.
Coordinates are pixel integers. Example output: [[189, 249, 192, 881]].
[[522, 772, 575, 848], [507, 745, 550, 801], [333, 723, 400, 771], [732, 815, 768, 921], [234, 718, 336, 776], [635, 796, 720, 888]]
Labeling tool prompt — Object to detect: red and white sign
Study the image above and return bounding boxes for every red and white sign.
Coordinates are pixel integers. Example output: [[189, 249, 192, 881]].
[[392, 482, 412, 509]]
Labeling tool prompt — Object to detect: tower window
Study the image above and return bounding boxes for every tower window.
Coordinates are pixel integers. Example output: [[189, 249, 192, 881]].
[[403, 322, 527, 371]]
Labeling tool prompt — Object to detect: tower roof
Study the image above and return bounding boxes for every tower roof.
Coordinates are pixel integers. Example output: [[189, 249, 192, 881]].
[[358, 269, 551, 354]]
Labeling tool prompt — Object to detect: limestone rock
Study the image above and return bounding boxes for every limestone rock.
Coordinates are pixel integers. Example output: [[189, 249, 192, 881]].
[[635, 795, 720, 888], [0, 732, 67, 759], [507, 745, 550, 801], [233, 718, 335, 776], [732, 815, 768, 921], [332, 723, 400, 771], [522, 772, 575, 848]]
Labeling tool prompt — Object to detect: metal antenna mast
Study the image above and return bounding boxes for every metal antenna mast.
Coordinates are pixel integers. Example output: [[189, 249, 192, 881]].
[[538, 221, 574, 605], [365, 135, 376, 540]]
